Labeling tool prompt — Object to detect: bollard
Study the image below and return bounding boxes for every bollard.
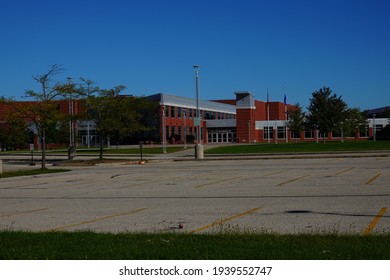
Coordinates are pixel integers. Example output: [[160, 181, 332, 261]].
[[195, 144, 204, 160]]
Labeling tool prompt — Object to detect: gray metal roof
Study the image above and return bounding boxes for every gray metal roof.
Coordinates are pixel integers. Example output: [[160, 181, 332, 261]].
[[147, 93, 236, 114]]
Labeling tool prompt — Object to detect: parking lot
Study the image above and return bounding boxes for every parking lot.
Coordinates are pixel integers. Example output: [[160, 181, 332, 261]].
[[0, 156, 389, 234]]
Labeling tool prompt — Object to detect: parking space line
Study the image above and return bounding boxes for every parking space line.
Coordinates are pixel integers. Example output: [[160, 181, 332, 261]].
[[365, 173, 382, 185], [49, 207, 148, 231], [116, 176, 183, 189], [334, 167, 355, 176], [191, 207, 260, 233], [276, 175, 310, 186], [0, 208, 48, 218], [376, 156, 387, 161], [363, 207, 387, 236], [263, 169, 289, 177], [195, 176, 242, 188]]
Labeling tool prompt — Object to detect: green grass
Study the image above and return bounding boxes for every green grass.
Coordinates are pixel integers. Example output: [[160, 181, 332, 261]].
[[76, 146, 186, 154], [44, 146, 186, 155], [0, 168, 69, 179], [0, 231, 389, 260], [2, 146, 187, 155], [206, 141, 390, 154]]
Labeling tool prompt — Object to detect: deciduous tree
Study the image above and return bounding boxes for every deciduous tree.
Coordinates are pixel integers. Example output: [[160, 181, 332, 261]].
[[306, 86, 348, 142], [286, 103, 305, 142]]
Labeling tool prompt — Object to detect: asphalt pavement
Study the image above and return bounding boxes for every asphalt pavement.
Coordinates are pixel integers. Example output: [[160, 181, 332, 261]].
[[0, 150, 389, 234]]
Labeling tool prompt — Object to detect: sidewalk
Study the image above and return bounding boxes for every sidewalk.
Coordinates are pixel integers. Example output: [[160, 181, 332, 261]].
[[1, 145, 389, 172]]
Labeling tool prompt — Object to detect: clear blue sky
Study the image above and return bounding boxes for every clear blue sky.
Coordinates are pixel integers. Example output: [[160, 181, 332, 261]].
[[1, 0, 389, 110]]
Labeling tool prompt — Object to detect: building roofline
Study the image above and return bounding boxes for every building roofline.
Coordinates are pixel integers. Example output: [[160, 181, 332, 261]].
[[147, 93, 236, 114]]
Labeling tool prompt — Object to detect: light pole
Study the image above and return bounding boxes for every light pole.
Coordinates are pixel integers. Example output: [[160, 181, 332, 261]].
[[162, 105, 167, 153], [183, 108, 187, 149], [67, 77, 75, 159], [193, 65, 204, 159], [373, 114, 376, 142]]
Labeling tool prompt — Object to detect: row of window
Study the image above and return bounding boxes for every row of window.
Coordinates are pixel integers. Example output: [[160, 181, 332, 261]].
[[166, 126, 202, 137], [164, 106, 236, 120], [263, 125, 381, 139]]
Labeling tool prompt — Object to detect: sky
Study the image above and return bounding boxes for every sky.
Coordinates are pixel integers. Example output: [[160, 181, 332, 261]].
[[1, 0, 389, 110]]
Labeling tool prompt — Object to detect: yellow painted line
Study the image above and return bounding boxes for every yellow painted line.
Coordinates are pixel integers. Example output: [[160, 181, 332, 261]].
[[376, 156, 387, 161], [50, 208, 148, 232], [191, 207, 260, 233], [276, 175, 310, 186], [0, 208, 48, 218], [363, 207, 387, 236], [117, 176, 183, 189], [365, 173, 382, 185], [195, 176, 242, 188], [334, 167, 355, 176], [263, 169, 289, 177]]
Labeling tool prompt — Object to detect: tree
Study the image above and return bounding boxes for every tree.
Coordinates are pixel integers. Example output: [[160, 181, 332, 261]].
[[285, 103, 305, 142], [75, 78, 100, 148], [87, 86, 138, 159], [132, 96, 160, 143], [342, 108, 367, 139], [0, 109, 30, 150], [13, 65, 66, 168], [306, 86, 348, 142]]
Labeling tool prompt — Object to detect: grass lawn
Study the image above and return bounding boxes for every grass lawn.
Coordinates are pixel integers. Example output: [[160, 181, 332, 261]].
[[3, 146, 188, 155], [0, 231, 389, 260], [206, 141, 390, 154], [77, 146, 186, 154], [0, 168, 69, 179]]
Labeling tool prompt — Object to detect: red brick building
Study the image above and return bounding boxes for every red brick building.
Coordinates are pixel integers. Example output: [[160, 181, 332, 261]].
[[1, 92, 387, 149]]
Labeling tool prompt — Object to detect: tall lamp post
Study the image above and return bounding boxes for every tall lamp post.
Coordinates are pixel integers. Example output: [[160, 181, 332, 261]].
[[373, 114, 376, 142], [67, 77, 75, 159], [162, 105, 167, 153], [193, 65, 204, 159]]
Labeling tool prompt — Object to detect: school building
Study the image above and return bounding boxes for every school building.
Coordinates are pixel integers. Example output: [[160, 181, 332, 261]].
[[149, 91, 388, 144], [0, 92, 388, 149]]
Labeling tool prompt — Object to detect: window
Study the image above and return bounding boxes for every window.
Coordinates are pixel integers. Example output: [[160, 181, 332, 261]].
[[264, 127, 273, 140], [318, 132, 327, 139], [177, 107, 181, 118], [359, 125, 369, 138], [170, 107, 175, 118], [291, 131, 300, 139], [304, 130, 314, 139], [178, 126, 182, 139], [165, 106, 169, 117], [277, 126, 286, 139], [332, 130, 342, 138]]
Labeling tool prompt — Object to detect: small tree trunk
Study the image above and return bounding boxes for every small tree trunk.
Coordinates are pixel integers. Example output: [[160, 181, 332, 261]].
[[99, 136, 104, 160], [41, 131, 46, 169]]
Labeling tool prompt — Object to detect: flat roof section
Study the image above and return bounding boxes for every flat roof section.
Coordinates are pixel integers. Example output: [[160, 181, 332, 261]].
[[147, 93, 236, 114]]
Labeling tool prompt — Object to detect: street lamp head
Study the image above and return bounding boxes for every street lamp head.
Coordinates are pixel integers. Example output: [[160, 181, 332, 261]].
[[193, 65, 200, 74], [67, 77, 73, 83], [193, 65, 200, 77]]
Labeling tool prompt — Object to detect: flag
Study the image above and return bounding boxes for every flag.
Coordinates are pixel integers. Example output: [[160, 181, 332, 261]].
[[284, 93, 287, 105]]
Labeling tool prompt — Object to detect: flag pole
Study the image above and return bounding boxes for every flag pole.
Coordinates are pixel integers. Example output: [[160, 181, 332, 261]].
[[284, 87, 288, 143], [267, 88, 270, 143]]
